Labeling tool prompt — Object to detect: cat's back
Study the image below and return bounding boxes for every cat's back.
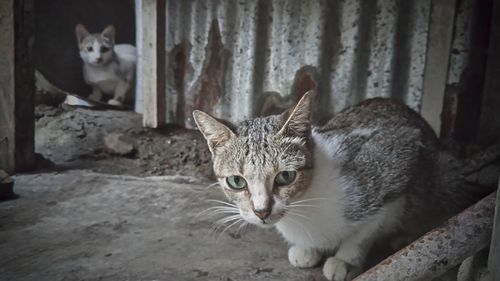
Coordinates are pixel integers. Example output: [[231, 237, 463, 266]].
[[114, 44, 137, 64], [312, 98, 447, 221], [316, 98, 439, 154], [319, 98, 436, 143]]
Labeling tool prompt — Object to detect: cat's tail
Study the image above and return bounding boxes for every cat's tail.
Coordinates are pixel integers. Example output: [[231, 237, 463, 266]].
[[460, 144, 500, 194], [461, 143, 500, 175], [460, 144, 500, 201]]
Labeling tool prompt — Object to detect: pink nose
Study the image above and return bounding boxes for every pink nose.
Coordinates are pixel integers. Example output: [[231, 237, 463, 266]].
[[253, 208, 271, 220]]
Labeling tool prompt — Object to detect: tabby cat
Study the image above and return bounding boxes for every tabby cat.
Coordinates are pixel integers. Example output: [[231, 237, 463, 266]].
[[193, 91, 473, 280]]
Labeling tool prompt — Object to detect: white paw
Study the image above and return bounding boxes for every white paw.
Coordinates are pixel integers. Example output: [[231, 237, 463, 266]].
[[108, 99, 122, 106], [288, 246, 321, 268], [323, 257, 350, 281]]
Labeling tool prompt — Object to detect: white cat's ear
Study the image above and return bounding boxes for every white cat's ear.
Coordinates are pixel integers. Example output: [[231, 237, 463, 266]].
[[278, 90, 315, 137], [101, 25, 115, 44], [193, 110, 235, 153], [75, 24, 89, 44]]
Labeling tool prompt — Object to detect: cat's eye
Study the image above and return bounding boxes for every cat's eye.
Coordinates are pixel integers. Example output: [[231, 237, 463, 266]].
[[226, 176, 247, 190], [86, 46, 93, 52], [100, 46, 110, 53], [274, 171, 297, 186]]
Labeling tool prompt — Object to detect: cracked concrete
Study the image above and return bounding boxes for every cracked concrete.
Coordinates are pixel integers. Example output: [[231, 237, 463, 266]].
[[0, 171, 323, 281]]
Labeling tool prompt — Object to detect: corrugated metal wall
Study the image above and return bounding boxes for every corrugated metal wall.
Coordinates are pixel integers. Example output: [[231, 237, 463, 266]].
[[163, 0, 468, 128]]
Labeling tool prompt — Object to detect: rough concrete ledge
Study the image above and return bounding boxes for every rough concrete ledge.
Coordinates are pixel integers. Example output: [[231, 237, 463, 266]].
[[0, 170, 322, 281]]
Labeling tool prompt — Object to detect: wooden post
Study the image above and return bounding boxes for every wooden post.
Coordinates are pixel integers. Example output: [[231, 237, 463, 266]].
[[420, 0, 456, 136], [0, 0, 35, 174], [136, 0, 166, 128], [478, 0, 500, 146]]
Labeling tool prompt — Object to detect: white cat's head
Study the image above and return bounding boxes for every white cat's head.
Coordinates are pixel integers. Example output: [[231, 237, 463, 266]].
[[193, 92, 315, 227], [75, 24, 115, 66]]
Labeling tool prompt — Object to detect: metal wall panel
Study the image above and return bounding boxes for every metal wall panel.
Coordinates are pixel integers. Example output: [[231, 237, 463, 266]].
[[163, 0, 460, 128]]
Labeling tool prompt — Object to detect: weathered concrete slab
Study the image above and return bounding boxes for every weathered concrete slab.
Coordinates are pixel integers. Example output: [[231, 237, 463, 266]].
[[0, 171, 322, 281]]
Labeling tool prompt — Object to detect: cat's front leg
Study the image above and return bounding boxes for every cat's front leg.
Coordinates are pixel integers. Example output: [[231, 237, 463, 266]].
[[323, 256, 363, 281], [109, 80, 129, 106], [323, 230, 374, 281], [288, 246, 322, 268], [88, 87, 103, 101]]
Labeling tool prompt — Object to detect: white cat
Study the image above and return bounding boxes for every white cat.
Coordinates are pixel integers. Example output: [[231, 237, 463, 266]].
[[75, 24, 136, 106]]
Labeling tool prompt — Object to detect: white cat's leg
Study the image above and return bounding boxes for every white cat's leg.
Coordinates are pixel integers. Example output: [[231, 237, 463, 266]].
[[288, 246, 321, 268], [323, 228, 377, 281], [88, 87, 103, 101], [323, 245, 365, 281], [109, 80, 129, 106]]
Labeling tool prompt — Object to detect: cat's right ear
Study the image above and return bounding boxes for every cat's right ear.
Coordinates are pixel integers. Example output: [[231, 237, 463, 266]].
[[278, 90, 315, 138], [192, 110, 235, 153], [101, 25, 116, 44], [75, 24, 89, 44]]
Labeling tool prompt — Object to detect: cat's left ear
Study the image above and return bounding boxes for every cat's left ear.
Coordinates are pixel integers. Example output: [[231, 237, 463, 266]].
[[192, 110, 236, 153], [278, 90, 315, 137], [101, 25, 115, 44], [75, 24, 89, 44]]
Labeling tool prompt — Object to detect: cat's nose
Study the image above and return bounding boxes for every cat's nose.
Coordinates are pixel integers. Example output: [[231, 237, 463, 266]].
[[253, 208, 271, 220], [96, 57, 103, 63]]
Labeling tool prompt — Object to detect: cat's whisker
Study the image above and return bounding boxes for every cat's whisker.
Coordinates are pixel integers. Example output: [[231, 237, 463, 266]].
[[287, 204, 321, 209], [218, 218, 243, 240], [207, 199, 237, 208], [286, 210, 312, 222], [215, 214, 241, 225], [236, 220, 249, 235], [210, 214, 244, 241], [203, 210, 240, 219], [290, 198, 332, 205], [205, 182, 220, 189], [284, 215, 315, 244], [196, 206, 239, 217]]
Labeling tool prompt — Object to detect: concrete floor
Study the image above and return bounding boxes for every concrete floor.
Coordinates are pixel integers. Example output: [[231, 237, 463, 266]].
[[0, 170, 323, 281]]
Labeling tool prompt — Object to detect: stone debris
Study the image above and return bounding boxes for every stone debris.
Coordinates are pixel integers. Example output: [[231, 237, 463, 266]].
[[0, 169, 16, 201], [104, 133, 135, 156]]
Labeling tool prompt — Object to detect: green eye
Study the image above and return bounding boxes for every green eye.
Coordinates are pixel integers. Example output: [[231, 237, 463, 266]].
[[226, 176, 247, 190], [275, 171, 297, 186]]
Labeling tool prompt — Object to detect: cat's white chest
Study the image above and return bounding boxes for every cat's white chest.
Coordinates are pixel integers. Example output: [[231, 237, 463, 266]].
[[83, 63, 120, 89], [275, 140, 351, 250], [82, 44, 136, 94]]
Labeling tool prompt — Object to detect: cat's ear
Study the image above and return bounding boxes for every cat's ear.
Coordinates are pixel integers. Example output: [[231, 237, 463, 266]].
[[75, 24, 89, 44], [278, 90, 315, 137], [101, 25, 115, 44], [193, 110, 236, 153]]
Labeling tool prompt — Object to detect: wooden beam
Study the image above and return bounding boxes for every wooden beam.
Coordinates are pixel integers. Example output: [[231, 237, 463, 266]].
[[420, 0, 457, 136], [136, 0, 166, 128], [0, 0, 35, 173], [0, 0, 16, 173]]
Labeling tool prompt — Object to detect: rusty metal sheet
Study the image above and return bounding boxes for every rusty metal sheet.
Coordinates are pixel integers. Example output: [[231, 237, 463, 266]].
[[161, 0, 473, 128]]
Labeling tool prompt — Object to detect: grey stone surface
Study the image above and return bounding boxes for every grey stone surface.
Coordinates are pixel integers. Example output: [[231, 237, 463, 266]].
[[104, 133, 135, 156], [0, 171, 322, 281]]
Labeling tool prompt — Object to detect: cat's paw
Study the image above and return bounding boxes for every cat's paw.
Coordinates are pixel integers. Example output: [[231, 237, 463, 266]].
[[108, 99, 123, 106], [288, 246, 321, 268], [323, 257, 361, 281]]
